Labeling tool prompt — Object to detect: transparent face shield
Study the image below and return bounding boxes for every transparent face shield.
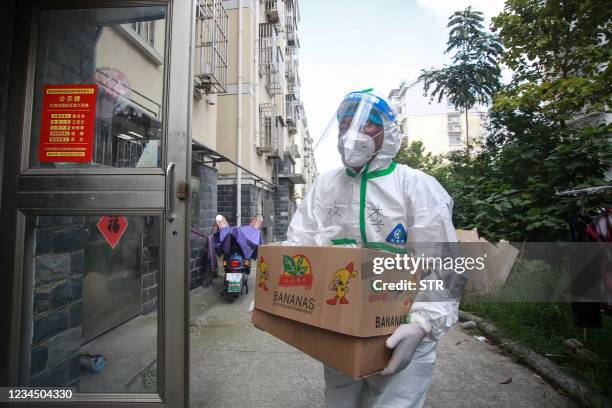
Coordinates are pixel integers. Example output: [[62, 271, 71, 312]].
[[315, 92, 388, 170]]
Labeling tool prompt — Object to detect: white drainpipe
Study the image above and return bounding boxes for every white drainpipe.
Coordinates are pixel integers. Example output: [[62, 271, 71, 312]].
[[254, 0, 260, 153], [236, 0, 243, 226]]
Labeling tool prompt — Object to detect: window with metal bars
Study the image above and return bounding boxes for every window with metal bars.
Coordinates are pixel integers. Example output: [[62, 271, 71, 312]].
[[194, 0, 228, 93], [259, 23, 278, 77], [258, 103, 277, 153], [129, 21, 156, 48]]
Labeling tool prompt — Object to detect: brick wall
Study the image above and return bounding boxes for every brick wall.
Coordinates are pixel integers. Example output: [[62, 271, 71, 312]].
[[217, 182, 273, 228], [199, 165, 218, 232], [217, 184, 237, 225], [189, 234, 205, 289], [140, 233, 160, 315], [274, 178, 294, 241], [31, 216, 85, 387], [273, 155, 297, 241], [189, 163, 218, 288]]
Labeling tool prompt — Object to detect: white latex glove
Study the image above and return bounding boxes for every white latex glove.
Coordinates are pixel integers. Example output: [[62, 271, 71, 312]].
[[380, 323, 427, 376]]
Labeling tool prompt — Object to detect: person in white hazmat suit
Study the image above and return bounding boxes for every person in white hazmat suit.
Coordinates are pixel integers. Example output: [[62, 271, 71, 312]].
[[286, 89, 459, 407]]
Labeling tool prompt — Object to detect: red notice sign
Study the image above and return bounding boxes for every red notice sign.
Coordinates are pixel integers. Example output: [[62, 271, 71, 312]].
[[97, 216, 128, 249], [39, 84, 97, 162]]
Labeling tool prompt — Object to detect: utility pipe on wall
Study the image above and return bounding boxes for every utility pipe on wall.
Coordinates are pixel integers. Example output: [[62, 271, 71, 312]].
[[254, 0, 261, 220], [236, 0, 243, 225], [254, 0, 259, 151]]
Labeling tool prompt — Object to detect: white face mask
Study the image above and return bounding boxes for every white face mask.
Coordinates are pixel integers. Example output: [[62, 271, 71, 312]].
[[337, 129, 382, 168]]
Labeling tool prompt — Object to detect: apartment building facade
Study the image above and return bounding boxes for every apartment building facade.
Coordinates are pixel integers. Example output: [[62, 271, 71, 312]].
[[190, 0, 316, 242], [389, 79, 486, 155]]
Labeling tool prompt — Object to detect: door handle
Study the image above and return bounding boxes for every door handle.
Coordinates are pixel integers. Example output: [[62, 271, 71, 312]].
[[166, 162, 176, 222]]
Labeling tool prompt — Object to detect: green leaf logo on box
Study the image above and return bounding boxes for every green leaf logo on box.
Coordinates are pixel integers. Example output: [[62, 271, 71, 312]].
[[279, 254, 314, 288]]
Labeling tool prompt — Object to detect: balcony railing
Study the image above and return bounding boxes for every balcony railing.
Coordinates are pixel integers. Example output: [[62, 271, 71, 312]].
[[194, 0, 228, 93]]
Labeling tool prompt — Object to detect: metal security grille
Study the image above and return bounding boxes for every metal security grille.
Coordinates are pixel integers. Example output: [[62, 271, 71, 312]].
[[93, 69, 163, 168], [268, 47, 284, 94], [286, 46, 298, 83], [285, 97, 302, 135], [285, 0, 297, 30], [259, 23, 283, 95], [285, 45, 299, 118], [259, 23, 277, 76], [95, 121, 146, 167], [286, 75, 300, 101], [286, 43, 300, 101], [194, 0, 228, 93], [129, 21, 156, 47], [285, 0, 298, 46], [286, 143, 300, 162], [265, 0, 283, 25], [258, 103, 279, 155]]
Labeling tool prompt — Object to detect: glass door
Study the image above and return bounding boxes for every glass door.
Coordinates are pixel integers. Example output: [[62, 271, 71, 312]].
[[0, 0, 192, 406]]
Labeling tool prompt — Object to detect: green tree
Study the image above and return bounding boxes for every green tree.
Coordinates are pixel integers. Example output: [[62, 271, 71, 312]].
[[420, 7, 503, 150], [443, 111, 612, 241], [492, 0, 612, 128], [394, 140, 443, 175]]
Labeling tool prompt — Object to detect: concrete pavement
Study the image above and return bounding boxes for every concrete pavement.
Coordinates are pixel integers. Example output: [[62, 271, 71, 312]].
[[189, 272, 324, 407], [189, 272, 575, 407], [426, 324, 574, 407]]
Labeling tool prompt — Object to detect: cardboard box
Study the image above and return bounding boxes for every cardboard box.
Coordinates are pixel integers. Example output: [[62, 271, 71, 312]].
[[252, 309, 392, 378], [253, 245, 419, 378], [456, 229, 519, 293]]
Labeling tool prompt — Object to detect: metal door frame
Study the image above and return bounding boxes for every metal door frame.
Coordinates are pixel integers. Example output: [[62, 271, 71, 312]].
[[0, 0, 193, 406]]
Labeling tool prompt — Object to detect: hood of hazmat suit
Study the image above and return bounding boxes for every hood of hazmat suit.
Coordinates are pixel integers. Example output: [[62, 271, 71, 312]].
[[315, 88, 402, 173], [286, 88, 463, 407]]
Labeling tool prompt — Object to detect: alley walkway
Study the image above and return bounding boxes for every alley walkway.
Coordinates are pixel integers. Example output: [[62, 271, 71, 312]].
[[189, 273, 575, 408]]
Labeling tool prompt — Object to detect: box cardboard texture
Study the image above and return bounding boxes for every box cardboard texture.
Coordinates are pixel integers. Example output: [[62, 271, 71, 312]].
[[456, 229, 519, 294], [252, 245, 419, 378]]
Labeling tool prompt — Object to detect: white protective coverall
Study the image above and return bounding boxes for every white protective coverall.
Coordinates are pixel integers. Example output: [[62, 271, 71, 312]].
[[286, 90, 458, 407]]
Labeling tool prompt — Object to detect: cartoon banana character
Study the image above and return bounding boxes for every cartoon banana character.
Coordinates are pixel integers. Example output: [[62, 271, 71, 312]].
[[258, 257, 269, 291], [327, 262, 358, 305]]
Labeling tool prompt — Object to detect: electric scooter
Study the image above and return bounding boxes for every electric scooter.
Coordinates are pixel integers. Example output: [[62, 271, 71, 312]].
[[221, 246, 251, 299], [213, 214, 262, 300]]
